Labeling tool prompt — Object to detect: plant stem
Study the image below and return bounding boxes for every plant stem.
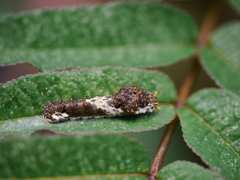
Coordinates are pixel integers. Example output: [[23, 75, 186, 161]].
[[149, 57, 200, 180], [148, 1, 223, 179], [148, 117, 178, 180], [176, 57, 200, 108], [197, 0, 223, 48]]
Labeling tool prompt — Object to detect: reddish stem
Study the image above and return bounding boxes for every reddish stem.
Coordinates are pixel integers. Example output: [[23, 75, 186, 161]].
[[148, 1, 223, 179], [197, 0, 223, 49], [149, 57, 200, 180], [149, 117, 178, 180], [176, 57, 200, 108]]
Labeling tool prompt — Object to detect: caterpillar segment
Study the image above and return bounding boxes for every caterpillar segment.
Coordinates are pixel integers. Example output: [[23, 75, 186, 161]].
[[42, 84, 160, 123]]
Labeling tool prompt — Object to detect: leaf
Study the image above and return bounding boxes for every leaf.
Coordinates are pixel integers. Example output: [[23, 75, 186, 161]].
[[158, 161, 221, 180], [0, 67, 176, 137], [0, 134, 150, 179], [229, 0, 240, 11], [74, 177, 147, 180], [0, 106, 174, 137], [178, 89, 240, 180], [201, 22, 240, 95], [78, 177, 147, 180], [0, 3, 197, 70]]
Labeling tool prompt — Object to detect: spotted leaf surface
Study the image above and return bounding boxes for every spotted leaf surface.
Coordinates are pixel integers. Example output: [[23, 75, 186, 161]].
[[179, 89, 240, 180], [159, 161, 221, 180], [0, 134, 150, 179], [0, 3, 197, 70], [201, 22, 240, 95], [0, 67, 176, 137]]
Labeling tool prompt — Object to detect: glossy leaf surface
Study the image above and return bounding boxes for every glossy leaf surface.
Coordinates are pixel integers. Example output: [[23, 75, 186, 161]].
[[0, 67, 176, 137], [159, 161, 221, 180], [0, 134, 150, 179], [0, 3, 197, 70], [201, 22, 240, 95], [179, 89, 240, 180]]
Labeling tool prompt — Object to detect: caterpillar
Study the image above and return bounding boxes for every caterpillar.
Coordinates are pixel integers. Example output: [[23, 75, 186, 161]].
[[42, 84, 160, 123]]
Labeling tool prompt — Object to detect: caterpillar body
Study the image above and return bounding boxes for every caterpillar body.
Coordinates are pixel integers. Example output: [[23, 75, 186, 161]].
[[42, 84, 160, 123]]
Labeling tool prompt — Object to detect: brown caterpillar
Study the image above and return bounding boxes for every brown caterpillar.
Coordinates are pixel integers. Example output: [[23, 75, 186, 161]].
[[42, 84, 160, 123]]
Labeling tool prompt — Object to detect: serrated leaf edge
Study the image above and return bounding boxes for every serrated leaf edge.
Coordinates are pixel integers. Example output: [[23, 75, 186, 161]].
[[179, 106, 239, 163]]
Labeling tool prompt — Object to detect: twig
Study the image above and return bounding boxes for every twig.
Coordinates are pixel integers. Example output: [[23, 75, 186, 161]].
[[149, 117, 178, 180], [149, 57, 200, 180], [197, 0, 223, 48], [176, 57, 200, 108], [148, 1, 223, 179]]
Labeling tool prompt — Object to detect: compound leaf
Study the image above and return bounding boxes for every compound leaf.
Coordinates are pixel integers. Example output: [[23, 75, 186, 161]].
[[0, 134, 149, 179], [0, 3, 197, 70], [179, 89, 240, 180], [0, 67, 176, 137], [201, 22, 240, 95], [159, 161, 221, 180]]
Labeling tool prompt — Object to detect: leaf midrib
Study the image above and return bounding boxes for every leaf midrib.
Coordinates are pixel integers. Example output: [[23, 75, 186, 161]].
[[0, 173, 148, 180], [184, 106, 240, 157], [0, 103, 176, 122], [0, 41, 196, 51], [209, 45, 240, 73]]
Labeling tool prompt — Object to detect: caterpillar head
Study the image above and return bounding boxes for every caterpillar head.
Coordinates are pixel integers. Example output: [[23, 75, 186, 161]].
[[110, 84, 159, 115]]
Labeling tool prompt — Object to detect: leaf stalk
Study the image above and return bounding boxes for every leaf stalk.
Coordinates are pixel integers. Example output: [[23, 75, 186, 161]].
[[197, 0, 223, 48], [149, 54, 200, 180], [148, 1, 223, 179], [149, 117, 178, 180]]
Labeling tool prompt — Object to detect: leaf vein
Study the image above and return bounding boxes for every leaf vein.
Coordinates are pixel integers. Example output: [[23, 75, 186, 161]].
[[185, 106, 240, 157]]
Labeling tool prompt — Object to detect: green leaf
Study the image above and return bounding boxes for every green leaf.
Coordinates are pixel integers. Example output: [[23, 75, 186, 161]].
[[0, 3, 197, 70], [178, 89, 240, 180], [229, 0, 240, 11], [0, 106, 174, 137], [0, 134, 150, 179], [78, 177, 147, 180], [0, 67, 176, 137], [158, 161, 221, 180], [201, 22, 240, 95], [73, 177, 147, 180]]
